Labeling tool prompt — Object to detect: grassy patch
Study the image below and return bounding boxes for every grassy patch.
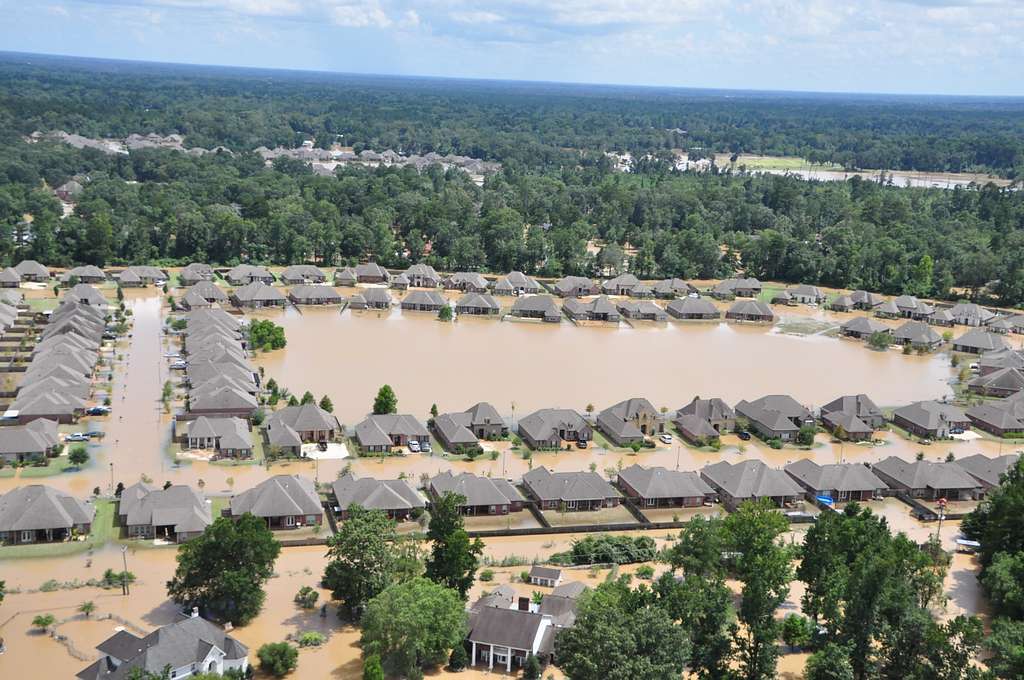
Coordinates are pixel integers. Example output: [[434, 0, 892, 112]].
[[591, 430, 633, 453], [27, 297, 60, 312], [757, 285, 785, 303], [209, 496, 230, 519], [19, 454, 76, 478]]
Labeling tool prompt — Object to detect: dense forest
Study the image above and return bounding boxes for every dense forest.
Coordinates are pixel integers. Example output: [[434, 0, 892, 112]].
[[1, 53, 1023, 307]]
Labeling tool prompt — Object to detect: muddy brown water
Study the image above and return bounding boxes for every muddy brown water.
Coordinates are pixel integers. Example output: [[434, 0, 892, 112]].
[[0, 287, 1004, 678]]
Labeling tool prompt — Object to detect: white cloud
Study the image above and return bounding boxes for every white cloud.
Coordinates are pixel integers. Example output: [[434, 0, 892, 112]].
[[450, 10, 503, 24], [329, 1, 391, 27]]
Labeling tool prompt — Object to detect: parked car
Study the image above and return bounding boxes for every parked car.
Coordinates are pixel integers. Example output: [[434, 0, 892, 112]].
[[576, 439, 588, 449], [659, 433, 673, 444], [950, 428, 965, 435], [169, 360, 187, 370], [737, 431, 752, 441], [317, 441, 327, 452], [408, 440, 420, 453], [85, 406, 111, 416], [64, 433, 89, 442], [85, 430, 104, 439], [420, 441, 432, 454]]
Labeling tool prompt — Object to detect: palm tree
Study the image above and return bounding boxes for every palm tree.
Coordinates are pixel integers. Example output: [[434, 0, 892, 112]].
[[32, 613, 55, 632], [78, 601, 96, 618]]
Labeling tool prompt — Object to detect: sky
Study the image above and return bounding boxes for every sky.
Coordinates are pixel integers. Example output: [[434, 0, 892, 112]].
[[1, 0, 1022, 96]]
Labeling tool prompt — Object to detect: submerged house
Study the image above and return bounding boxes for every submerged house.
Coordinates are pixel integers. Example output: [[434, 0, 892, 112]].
[[652, 278, 697, 299], [819, 394, 885, 440], [331, 473, 425, 521], [511, 295, 562, 322], [353, 414, 429, 452], [840, 316, 891, 340], [563, 295, 620, 322], [725, 299, 774, 323], [433, 402, 507, 451], [700, 460, 802, 512], [230, 281, 286, 308], [401, 290, 447, 312], [892, 321, 942, 350], [968, 367, 1024, 398], [616, 299, 668, 321], [280, 264, 326, 285], [0, 485, 94, 544], [118, 482, 211, 542], [892, 400, 969, 439], [784, 460, 886, 503], [521, 466, 621, 511], [444, 272, 491, 293], [288, 284, 343, 305], [403, 263, 441, 288], [227, 474, 323, 529], [710, 278, 762, 299], [666, 297, 720, 320], [616, 464, 714, 508], [428, 471, 524, 515], [518, 408, 592, 450], [493, 271, 542, 296], [955, 454, 1021, 494], [953, 328, 1010, 354], [553, 276, 598, 298], [734, 394, 812, 442], [596, 397, 665, 446], [455, 292, 501, 316], [871, 456, 980, 501]]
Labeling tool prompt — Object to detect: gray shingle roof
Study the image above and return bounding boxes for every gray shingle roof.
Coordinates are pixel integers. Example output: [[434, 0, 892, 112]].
[[666, 297, 719, 318], [597, 397, 662, 440], [701, 460, 802, 499], [893, 320, 941, 345], [954, 328, 1009, 352], [354, 414, 429, 447], [840, 316, 890, 335], [430, 471, 522, 507], [872, 456, 980, 492], [331, 474, 424, 513], [893, 400, 968, 431], [784, 460, 885, 493], [0, 485, 94, 532], [518, 408, 588, 443], [522, 466, 620, 503], [955, 454, 1021, 487], [121, 484, 212, 535], [230, 474, 321, 518], [617, 464, 714, 499]]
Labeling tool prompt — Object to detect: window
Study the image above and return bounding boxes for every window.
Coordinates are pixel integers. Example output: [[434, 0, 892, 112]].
[[285, 516, 296, 527], [305, 515, 317, 524], [21, 530, 33, 542]]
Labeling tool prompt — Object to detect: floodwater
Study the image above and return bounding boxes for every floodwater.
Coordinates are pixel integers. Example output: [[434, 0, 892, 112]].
[[253, 302, 954, 426], [0, 287, 1004, 679]]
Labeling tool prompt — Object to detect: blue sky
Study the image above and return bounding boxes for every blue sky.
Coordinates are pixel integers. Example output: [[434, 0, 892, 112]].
[[1, 0, 1022, 96]]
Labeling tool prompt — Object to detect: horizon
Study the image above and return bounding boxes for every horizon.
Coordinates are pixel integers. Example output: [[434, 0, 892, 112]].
[[1, 0, 1021, 97], [5, 49, 1024, 103]]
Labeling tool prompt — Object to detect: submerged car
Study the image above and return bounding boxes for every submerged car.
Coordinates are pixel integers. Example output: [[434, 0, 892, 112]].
[[658, 433, 673, 444], [737, 431, 752, 441]]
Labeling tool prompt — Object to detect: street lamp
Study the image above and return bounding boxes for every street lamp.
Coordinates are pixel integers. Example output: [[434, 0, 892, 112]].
[[109, 462, 114, 496], [120, 545, 130, 596]]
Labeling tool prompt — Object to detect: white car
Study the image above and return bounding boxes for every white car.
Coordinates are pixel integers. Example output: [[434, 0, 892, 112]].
[[659, 433, 673, 444], [407, 440, 421, 453]]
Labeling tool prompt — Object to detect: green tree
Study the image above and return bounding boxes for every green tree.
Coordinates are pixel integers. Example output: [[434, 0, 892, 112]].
[[781, 614, 812, 649], [867, 332, 891, 351], [438, 305, 453, 321], [425, 492, 484, 598], [166, 514, 281, 625], [248, 319, 287, 350], [555, 578, 690, 680], [804, 643, 855, 680], [323, 505, 406, 619], [32, 613, 56, 631], [359, 577, 467, 677], [78, 600, 96, 618], [68, 445, 89, 468], [300, 390, 315, 405], [319, 395, 333, 413], [363, 653, 385, 680], [448, 644, 468, 671], [797, 424, 817, 446], [986, 617, 1024, 679], [522, 652, 542, 679], [293, 586, 318, 609], [963, 459, 1024, 569], [653, 571, 732, 680], [372, 384, 398, 415], [980, 550, 1024, 619], [257, 641, 298, 677]]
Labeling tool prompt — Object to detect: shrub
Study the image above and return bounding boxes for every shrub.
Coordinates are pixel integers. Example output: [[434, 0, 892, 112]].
[[478, 569, 494, 582], [447, 644, 468, 671], [257, 642, 298, 677], [635, 565, 655, 580], [297, 631, 326, 647], [294, 586, 319, 609]]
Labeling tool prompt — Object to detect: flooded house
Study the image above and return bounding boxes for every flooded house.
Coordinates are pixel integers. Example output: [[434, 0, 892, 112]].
[[954, 453, 1021, 494], [14, 259, 50, 282], [467, 604, 555, 671], [403, 263, 441, 288], [0, 485, 94, 544], [118, 482, 212, 542], [893, 295, 926, 319], [331, 473, 425, 521], [455, 292, 501, 316], [188, 385, 259, 419], [0, 266, 21, 288], [354, 262, 390, 283], [0, 419, 61, 464], [616, 299, 668, 321], [819, 394, 885, 440], [517, 408, 592, 449], [179, 262, 214, 285], [892, 400, 969, 439], [185, 280, 229, 304], [60, 264, 106, 284], [562, 295, 620, 322], [734, 394, 812, 442], [928, 308, 955, 327], [601, 273, 642, 296], [949, 302, 996, 327], [493, 271, 542, 296], [443, 272, 491, 293], [528, 565, 562, 587], [224, 264, 275, 286], [785, 284, 827, 304], [400, 289, 447, 312], [227, 474, 323, 528], [389, 272, 410, 290], [77, 612, 249, 680], [850, 290, 885, 310], [828, 294, 855, 312], [873, 299, 901, 319], [230, 281, 287, 308], [180, 289, 211, 310], [871, 456, 981, 501], [840, 316, 890, 339], [334, 267, 358, 286], [352, 413, 429, 452], [596, 397, 665, 446], [968, 367, 1024, 397], [552, 275, 598, 298], [725, 299, 774, 323], [510, 294, 562, 322], [280, 264, 326, 285], [652, 278, 697, 299], [892, 321, 942, 350], [675, 397, 736, 435], [178, 416, 252, 458], [666, 296, 720, 320], [700, 460, 803, 511], [783, 460, 886, 503], [432, 402, 507, 452], [264, 403, 340, 448], [952, 327, 1010, 354], [966, 397, 1024, 437], [65, 282, 109, 307], [288, 284, 342, 305], [616, 464, 715, 508], [710, 277, 761, 299], [428, 471, 524, 515], [521, 466, 621, 511], [349, 287, 392, 310]]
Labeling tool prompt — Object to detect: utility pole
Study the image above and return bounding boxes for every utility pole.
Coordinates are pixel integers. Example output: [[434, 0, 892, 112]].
[[936, 497, 947, 544], [109, 462, 114, 496], [120, 545, 130, 596]]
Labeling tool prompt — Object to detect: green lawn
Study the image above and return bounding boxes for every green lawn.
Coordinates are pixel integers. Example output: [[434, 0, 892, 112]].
[[757, 285, 785, 303], [0, 499, 116, 559], [19, 454, 77, 478], [27, 297, 60, 312]]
